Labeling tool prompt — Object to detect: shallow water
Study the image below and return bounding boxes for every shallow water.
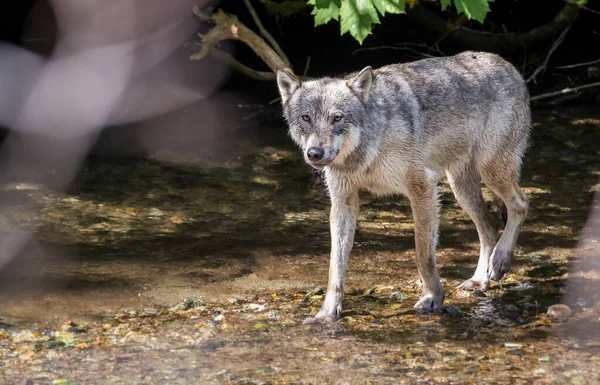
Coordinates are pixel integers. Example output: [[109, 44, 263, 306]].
[[0, 106, 599, 384]]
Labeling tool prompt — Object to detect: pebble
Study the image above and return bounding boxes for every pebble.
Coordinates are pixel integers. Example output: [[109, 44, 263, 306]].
[[533, 368, 547, 376], [444, 306, 461, 317], [248, 303, 265, 311], [148, 208, 164, 217], [13, 330, 36, 343], [546, 304, 572, 321], [139, 308, 158, 317], [507, 348, 525, 356], [345, 287, 359, 296]]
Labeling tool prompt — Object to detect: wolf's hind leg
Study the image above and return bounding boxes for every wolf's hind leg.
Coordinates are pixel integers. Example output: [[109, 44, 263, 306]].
[[447, 162, 498, 291], [480, 160, 528, 281]]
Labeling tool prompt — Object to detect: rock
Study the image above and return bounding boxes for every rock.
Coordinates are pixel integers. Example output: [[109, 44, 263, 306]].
[[168, 298, 195, 312], [148, 208, 164, 217], [546, 304, 572, 321], [504, 342, 524, 348], [139, 308, 158, 317], [533, 368, 547, 376], [473, 290, 487, 298], [444, 306, 462, 317], [507, 348, 525, 356], [454, 289, 472, 298], [13, 330, 37, 343], [55, 331, 77, 347], [248, 303, 265, 311], [309, 287, 324, 296], [345, 287, 359, 296]]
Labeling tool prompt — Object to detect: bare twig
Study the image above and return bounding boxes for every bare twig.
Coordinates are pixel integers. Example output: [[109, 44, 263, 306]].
[[208, 49, 277, 80], [192, 5, 211, 20], [557, 58, 600, 70], [207, 48, 310, 81], [352, 42, 446, 59], [397, 42, 446, 56], [242, 108, 266, 121], [521, 45, 527, 75], [352, 46, 436, 58], [530, 81, 600, 101], [406, 2, 581, 54], [526, 25, 571, 84], [559, 0, 600, 16], [302, 56, 311, 76], [242, 0, 291, 69]]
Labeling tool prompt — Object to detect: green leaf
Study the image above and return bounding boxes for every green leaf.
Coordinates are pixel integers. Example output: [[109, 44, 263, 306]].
[[54, 331, 77, 347], [340, 0, 381, 44], [54, 380, 78, 385], [372, 0, 405, 15], [568, 0, 587, 7], [254, 323, 268, 328], [309, 0, 342, 26], [440, 0, 452, 11], [453, 0, 493, 23]]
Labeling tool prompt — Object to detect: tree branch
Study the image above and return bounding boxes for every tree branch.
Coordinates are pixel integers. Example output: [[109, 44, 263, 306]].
[[243, 0, 292, 69], [526, 24, 572, 84], [352, 45, 437, 58], [557, 58, 600, 70], [406, 2, 582, 54], [190, 9, 289, 74], [530, 81, 600, 102], [207, 49, 276, 80]]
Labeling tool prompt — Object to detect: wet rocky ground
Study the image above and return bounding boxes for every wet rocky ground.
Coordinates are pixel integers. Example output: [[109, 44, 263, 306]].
[[0, 106, 599, 384]]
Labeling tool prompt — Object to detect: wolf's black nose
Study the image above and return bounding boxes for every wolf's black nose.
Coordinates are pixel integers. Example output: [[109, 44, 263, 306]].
[[307, 147, 325, 161]]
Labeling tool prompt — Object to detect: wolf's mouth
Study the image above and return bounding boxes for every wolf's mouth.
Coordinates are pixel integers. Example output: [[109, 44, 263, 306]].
[[305, 159, 333, 169]]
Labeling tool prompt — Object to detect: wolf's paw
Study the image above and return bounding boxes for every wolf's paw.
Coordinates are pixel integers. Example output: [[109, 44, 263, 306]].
[[457, 279, 490, 291], [488, 248, 513, 281], [302, 304, 342, 324], [414, 290, 445, 313], [302, 315, 338, 324], [457, 271, 490, 291]]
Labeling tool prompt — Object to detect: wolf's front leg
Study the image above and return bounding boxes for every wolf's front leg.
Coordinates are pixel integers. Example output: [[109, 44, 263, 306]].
[[303, 186, 359, 324], [408, 179, 445, 312]]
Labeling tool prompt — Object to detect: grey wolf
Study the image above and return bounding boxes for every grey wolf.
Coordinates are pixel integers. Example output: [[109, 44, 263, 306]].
[[276, 51, 530, 324]]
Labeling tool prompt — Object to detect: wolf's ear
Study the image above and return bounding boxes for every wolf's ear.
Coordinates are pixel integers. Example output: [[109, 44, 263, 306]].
[[346, 66, 373, 102], [277, 69, 301, 105]]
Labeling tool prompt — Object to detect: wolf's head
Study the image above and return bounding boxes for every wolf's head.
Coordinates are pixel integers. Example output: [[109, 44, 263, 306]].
[[276, 67, 372, 169]]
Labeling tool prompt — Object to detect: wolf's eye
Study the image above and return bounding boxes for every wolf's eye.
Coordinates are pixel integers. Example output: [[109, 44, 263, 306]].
[[333, 115, 343, 122], [302, 115, 310, 121]]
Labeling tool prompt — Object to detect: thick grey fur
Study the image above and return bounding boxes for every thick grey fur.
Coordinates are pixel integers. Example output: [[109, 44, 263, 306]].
[[276, 51, 530, 324]]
